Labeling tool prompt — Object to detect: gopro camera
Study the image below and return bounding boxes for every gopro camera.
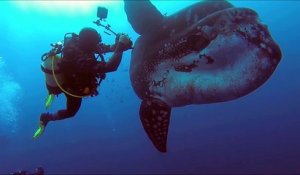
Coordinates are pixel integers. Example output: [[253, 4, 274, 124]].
[[97, 7, 108, 20]]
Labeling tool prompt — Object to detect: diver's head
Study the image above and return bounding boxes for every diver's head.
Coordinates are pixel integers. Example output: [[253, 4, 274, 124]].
[[79, 27, 101, 52]]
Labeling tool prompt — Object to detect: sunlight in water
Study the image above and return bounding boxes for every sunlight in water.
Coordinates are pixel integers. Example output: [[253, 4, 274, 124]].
[[0, 57, 22, 133], [12, 1, 122, 15]]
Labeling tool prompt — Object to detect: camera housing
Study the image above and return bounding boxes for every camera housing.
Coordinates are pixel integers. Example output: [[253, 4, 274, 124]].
[[97, 7, 108, 20]]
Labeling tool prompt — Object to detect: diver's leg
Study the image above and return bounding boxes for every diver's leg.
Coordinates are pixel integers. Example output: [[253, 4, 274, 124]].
[[54, 94, 82, 120], [34, 94, 82, 139], [40, 94, 82, 126]]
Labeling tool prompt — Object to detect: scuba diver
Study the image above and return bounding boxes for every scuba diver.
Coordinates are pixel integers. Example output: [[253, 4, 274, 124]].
[[33, 27, 133, 139]]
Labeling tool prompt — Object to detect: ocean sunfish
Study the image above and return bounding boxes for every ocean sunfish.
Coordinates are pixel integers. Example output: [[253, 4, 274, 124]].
[[124, 0, 282, 152]]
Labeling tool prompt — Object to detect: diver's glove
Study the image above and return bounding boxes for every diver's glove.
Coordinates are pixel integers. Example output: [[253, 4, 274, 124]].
[[115, 34, 133, 52]]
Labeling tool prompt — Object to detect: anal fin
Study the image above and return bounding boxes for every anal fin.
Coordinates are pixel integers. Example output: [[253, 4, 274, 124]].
[[139, 99, 171, 153]]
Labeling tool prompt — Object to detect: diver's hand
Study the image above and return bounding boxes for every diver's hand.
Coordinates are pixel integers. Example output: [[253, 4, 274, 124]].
[[115, 33, 122, 44], [119, 34, 132, 45], [115, 34, 133, 52], [115, 33, 127, 44]]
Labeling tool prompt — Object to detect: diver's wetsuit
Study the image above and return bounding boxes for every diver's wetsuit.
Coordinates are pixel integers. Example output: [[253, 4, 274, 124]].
[[39, 29, 131, 127], [44, 36, 112, 121]]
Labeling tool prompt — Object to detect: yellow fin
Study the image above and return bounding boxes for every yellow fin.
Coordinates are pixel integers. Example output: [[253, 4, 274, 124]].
[[33, 125, 45, 140], [45, 94, 55, 110]]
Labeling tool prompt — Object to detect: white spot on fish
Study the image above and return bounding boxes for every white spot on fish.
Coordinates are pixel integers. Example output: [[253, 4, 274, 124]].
[[260, 43, 266, 49], [170, 29, 176, 37], [267, 47, 273, 54]]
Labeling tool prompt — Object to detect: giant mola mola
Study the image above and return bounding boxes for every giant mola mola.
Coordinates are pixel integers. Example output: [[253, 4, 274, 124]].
[[124, 0, 281, 152]]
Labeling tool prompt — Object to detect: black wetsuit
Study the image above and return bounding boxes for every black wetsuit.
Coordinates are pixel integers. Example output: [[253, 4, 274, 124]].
[[51, 37, 110, 120], [40, 32, 128, 124]]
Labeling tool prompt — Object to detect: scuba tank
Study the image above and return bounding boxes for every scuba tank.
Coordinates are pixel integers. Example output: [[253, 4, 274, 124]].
[[41, 49, 63, 94], [41, 33, 77, 96], [41, 42, 64, 109]]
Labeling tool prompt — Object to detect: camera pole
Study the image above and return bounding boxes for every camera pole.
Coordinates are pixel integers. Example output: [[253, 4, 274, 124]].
[[93, 20, 117, 36]]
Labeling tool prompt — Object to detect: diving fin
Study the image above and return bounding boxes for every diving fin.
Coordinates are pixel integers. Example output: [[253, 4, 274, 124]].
[[139, 99, 171, 152], [33, 124, 45, 140], [33, 112, 54, 139], [45, 94, 54, 110]]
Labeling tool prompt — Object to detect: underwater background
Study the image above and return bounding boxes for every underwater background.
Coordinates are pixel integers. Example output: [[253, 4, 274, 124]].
[[0, 0, 299, 174]]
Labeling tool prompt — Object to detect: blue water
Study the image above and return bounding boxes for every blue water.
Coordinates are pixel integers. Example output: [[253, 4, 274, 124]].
[[0, 1, 299, 174]]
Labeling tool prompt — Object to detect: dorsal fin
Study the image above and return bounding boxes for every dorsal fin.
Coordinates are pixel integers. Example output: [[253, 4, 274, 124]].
[[124, 0, 164, 35]]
